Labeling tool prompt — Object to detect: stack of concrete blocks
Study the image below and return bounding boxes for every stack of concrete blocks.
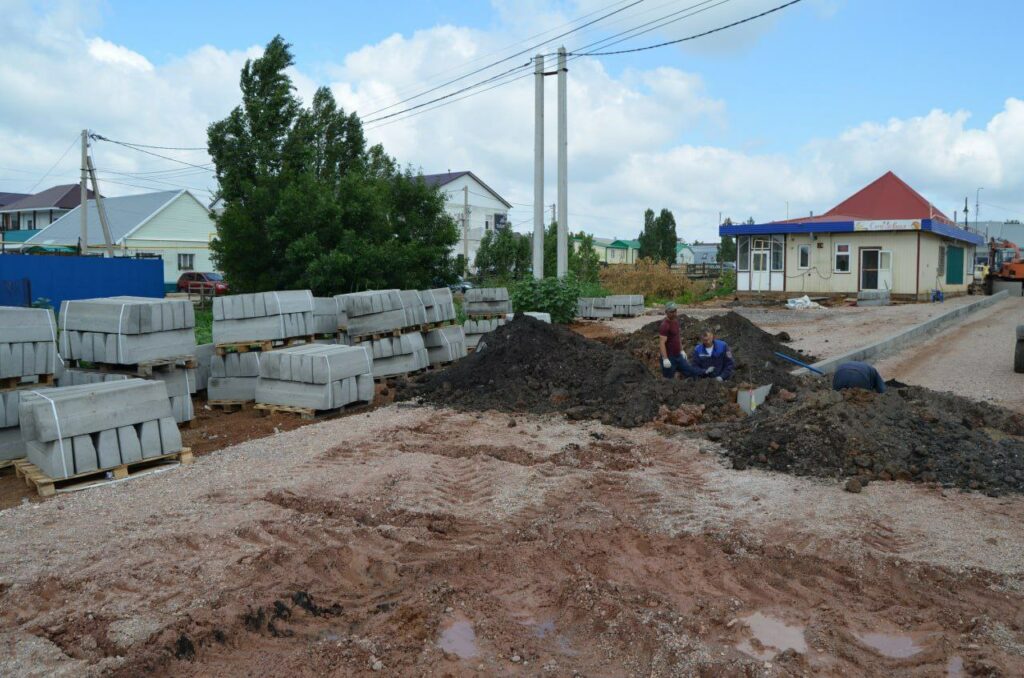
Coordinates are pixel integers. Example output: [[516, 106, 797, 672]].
[[577, 297, 614, 320], [0, 307, 58, 462], [57, 297, 197, 424], [208, 352, 262, 403], [59, 367, 196, 424], [608, 295, 645, 317], [211, 291, 315, 344], [420, 288, 457, 325], [365, 333, 429, 378], [335, 290, 407, 339], [422, 325, 467, 365], [399, 290, 428, 329], [193, 343, 214, 392], [313, 297, 343, 337], [58, 297, 196, 364], [19, 379, 182, 480], [255, 344, 374, 410], [463, 288, 511, 350]]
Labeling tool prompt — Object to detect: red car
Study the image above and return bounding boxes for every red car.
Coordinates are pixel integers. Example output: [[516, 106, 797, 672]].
[[177, 272, 229, 295]]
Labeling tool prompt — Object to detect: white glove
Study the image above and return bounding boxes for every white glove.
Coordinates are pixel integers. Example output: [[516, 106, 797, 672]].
[[662, 358, 671, 369], [715, 376, 723, 382], [704, 366, 715, 374]]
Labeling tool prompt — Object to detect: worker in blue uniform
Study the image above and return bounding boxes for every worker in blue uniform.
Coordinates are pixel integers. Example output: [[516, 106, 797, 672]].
[[831, 361, 886, 393], [691, 328, 735, 381]]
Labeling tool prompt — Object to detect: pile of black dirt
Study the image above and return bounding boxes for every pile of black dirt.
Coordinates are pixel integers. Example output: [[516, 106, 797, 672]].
[[400, 315, 714, 427], [605, 311, 815, 392], [720, 385, 1024, 496]]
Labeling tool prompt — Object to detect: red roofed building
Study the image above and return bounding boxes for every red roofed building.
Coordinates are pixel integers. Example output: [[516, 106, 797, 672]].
[[720, 172, 984, 300]]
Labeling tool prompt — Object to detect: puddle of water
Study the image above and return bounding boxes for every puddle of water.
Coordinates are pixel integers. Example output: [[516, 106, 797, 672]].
[[518, 615, 580, 656], [946, 655, 964, 677], [853, 632, 922, 659], [438, 620, 479, 659], [735, 612, 807, 660]]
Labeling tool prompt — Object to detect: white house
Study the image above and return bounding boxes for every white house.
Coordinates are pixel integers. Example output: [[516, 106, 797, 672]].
[[421, 171, 511, 270], [24, 190, 218, 288]]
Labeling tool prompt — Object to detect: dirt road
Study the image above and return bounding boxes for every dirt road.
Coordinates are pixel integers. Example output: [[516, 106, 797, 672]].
[[1, 405, 1021, 676], [874, 296, 1024, 412]]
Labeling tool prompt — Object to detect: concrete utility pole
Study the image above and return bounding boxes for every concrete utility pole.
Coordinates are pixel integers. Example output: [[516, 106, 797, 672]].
[[463, 185, 470, 266], [976, 187, 983, 232], [550, 203, 556, 225], [80, 129, 89, 253], [533, 53, 545, 279], [556, 46, 568, 279], [85, 155, 115, 257]]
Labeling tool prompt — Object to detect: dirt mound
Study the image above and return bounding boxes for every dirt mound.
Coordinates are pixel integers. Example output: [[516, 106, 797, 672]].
[[606, 311, 813, 391], [722, 385, 1024, 496], [401, 315, 735, 427]]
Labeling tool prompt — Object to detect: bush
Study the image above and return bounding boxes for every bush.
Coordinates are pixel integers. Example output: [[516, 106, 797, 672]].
[[599, 258, 697, 300], [510, 276, 581, 324]]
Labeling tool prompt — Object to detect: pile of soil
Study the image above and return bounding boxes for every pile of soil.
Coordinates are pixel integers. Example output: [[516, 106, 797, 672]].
[[722, 385, 1024, 496], [605, 312, 813, 392], [401, 316, 723, 427]]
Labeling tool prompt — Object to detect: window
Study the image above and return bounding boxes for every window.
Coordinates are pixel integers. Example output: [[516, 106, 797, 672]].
[[771, 235, 784, 271], [737, 236, 750, 271], [937, 246, 946, 276], [798, 244, 811, 269], [177, 253, 195, 271], [834, 244, 850, 273]]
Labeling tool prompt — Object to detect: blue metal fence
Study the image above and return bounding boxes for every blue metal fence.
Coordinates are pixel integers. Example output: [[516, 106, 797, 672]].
[[0, 277, 31, 306], [0, 254, 164, 311]]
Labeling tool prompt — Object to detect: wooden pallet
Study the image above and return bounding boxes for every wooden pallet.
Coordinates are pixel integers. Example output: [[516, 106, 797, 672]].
[[373, 368, 425, 384], [207, 399, 251, 413], [0, 459, 15, 473], [348, 329, 404, 343], [421, 320, 459, 332], [13, 448, 193, 498], [253, 402, 370, 420], [427, 360, 454, 371], [68, 357, 198, 378], [0, 373, 56, 392], [215, 336, 314, 355], [465, 313, 508, 321]]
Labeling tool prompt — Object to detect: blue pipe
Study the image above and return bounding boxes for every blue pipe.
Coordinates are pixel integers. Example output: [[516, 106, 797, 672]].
[[774, 351, 825, 375]]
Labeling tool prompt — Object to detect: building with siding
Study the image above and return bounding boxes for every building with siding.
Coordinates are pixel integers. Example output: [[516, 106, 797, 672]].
[[23, 190, 217, 287], [606, 239, 640, 265], [720, 172, 985, 299], [420, 171, 511, 270], [0, 184, 95, 240]]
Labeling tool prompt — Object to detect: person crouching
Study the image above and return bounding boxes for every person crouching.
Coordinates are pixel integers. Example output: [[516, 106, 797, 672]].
[[691, 328, 735, 381]]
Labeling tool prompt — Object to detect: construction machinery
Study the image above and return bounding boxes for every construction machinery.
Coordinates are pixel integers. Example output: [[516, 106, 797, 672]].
[[972, 238, 1024, 295]]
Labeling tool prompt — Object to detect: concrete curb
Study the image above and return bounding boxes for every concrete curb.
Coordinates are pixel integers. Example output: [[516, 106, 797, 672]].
[[792, 290, 1010, 376]]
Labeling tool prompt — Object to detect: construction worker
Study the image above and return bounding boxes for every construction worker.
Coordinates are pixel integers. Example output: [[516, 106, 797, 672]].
[[691, 328, 735, 381], [659, 302, 702, 380], [832, 361, 886, 394]]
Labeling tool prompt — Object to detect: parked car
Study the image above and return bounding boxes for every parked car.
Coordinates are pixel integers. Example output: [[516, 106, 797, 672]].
[[177, 272, 229, 295], [449, 279, 474, 294]]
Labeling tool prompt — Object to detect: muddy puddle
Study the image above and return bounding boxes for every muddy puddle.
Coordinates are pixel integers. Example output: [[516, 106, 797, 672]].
[[735, 611, 807, 660], [438, 618, 479, 659]]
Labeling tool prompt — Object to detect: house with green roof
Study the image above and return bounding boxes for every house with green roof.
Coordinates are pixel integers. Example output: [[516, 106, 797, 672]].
[[606, 239, 640, 265]]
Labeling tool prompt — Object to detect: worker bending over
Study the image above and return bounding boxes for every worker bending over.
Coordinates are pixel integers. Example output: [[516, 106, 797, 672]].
[[832, 361, 886, 394], [659, 303, 703, 379], [691, 328, 735, 381]]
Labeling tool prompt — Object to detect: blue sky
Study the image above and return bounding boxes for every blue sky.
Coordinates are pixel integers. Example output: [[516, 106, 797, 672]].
[[4, 0, 1022, 239]]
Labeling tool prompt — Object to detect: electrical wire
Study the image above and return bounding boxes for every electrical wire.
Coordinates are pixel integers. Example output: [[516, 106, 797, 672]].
[[89, 134, 214, 172], [570, 0, 802, 55], [361, 0, 644, 118], [24, 135, 80, 193], [562, 0, 725, 56]]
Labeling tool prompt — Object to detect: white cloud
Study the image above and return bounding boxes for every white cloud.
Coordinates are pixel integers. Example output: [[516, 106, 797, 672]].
[[1, 0, 1021, 245]]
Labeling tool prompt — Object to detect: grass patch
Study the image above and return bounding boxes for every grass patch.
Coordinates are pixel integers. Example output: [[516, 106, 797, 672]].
[[194, 306, 212, 345]]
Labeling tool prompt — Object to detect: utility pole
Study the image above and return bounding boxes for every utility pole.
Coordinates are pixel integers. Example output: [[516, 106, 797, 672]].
[[556, 46, 568, 279], [550, 203, 556, 225], [532, 53, 545, 279], [975, 187, 983, 232], [85, 155, 115, 256], [463, 185, 470, 266], [80, 129, 88, 254]]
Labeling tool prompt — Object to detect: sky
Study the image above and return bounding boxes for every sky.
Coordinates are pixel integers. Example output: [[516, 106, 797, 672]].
[[2, 0, 1023, 243]]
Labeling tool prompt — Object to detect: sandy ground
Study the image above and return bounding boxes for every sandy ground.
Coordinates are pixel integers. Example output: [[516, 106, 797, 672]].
[[591, 296, 983, 361], [1, 405, 1022, 677], [874, 296, 1024, 412]]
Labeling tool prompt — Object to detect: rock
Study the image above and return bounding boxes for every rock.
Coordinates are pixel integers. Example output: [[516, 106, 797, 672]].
[[778, 389, 797, 402], [511, 654, 522, 663], [844, 478, 863, 493], [371, 659, 384, 671], [706, 429, 724, 442], [507, 418, 517, 428], [775, 331, 792, 342]]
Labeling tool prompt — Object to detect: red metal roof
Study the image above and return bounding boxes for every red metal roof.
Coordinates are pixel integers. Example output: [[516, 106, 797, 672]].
[[777, 171, 951, 224]]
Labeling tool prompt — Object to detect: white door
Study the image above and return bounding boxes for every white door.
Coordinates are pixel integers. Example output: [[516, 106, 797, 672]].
[[879, 250, 893, 290], [751, 238, 771, 291]]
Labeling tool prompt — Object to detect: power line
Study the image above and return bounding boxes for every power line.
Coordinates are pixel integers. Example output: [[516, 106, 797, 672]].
[[361, 0, 644, 118], [90, 134, 214, 172], [562, 0, 725, 56], [570, 0, 803, 55], [24, 135, 80, 193], [88, 139, 208, 151]]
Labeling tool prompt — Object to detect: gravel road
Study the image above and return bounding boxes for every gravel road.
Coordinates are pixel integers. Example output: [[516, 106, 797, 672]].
[[874, 296, 1024, 411]]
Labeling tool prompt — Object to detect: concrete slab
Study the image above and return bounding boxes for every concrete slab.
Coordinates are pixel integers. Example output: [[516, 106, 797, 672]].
[[95, 429, 121, 468], [117, 425, 143, 464], [72, 434, 98, 474]]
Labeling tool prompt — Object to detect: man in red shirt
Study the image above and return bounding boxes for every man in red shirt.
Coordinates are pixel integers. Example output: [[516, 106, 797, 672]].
[[658, 303, 702, 379]]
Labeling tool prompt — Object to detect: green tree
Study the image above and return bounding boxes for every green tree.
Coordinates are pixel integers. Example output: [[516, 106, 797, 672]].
[[637, 208, 677, 264], [208, 36, 459, 295], [571, 231, 601, 283], [474, 228, 532, 280], [718, 235, 736, 264]]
